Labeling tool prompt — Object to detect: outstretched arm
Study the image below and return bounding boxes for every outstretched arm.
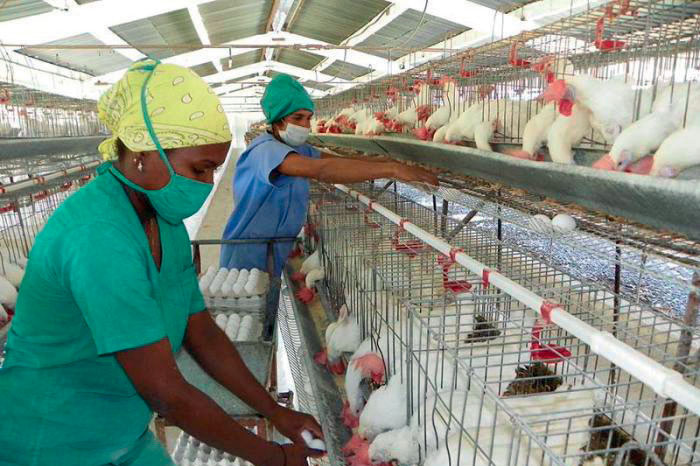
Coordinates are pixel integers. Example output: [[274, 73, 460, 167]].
[[116, 337, 320, 466], [183, 311, 323, 445], [278, 153, 438, 185]]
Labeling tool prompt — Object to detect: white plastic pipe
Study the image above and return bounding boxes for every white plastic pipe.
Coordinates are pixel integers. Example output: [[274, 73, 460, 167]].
[[335, 184, 700, 417], [0, 161, 100, 195]]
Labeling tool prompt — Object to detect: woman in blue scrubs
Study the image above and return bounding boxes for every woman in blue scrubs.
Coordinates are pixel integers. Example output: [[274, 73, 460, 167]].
[[219, 73, 438, 278]]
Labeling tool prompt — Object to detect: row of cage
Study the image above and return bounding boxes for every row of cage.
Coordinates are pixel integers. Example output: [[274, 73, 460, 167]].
[[306, 180, 700, 465]]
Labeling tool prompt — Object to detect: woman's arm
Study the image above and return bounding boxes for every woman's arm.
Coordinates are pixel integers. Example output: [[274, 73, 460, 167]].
[[183, 312, 323, 443], [116, 338, 317, 466], [320, 151, 391, 162], [278, 154, 438, 185]]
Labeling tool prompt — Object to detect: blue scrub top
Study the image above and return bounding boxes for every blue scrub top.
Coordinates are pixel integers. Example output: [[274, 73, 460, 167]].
[[220, 132, 320, 276]]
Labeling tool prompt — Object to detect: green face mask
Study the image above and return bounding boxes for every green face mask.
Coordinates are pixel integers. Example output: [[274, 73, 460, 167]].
[[109, 59, 213, 225]]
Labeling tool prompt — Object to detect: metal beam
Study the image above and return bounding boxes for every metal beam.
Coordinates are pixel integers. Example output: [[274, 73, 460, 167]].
[[87, 32, 388, 85], [187, 4, 221, 72], [205, 61, 347, 86]]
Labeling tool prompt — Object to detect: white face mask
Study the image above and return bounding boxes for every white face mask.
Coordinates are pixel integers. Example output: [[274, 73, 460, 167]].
[[279, 123, 310, 146]]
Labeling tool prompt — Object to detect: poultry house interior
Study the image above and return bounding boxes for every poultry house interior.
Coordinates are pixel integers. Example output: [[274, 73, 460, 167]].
[[1, 0, 700, 465]]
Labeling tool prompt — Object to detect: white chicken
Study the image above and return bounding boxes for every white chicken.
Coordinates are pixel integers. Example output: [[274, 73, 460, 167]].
[[363, 117, 385, 137], [0, 275, 18, 309], [444, 101, 485, 143], [397, 82, 430, 127], [358, 375, 408, 441], [511, 103, 558, 160], [326, 304, 362, 364], [473, 119, 498, 152], [432, 124, 449, 143], [299, 249, 321, 275], [426, 79, 458, 130], [345, 331, 390, 422], [649, 114, 700, 177], [304, 267, 325, 290], [2, 262, 24, 288], [609, 82, 700, 170], [546, 103, 592, 164], [473, 100, 530, 151], [0, 304, 7, 322], [368, 426, 420, 465], [543, 74, 636, 143]]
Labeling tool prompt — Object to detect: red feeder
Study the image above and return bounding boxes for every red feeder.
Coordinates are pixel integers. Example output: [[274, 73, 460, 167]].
[[509, 41, 531, 68], [594, 17, 625, 52], [530, 324, 571, 363]]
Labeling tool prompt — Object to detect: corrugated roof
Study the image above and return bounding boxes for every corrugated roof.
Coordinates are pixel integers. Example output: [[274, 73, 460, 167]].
[[191, 62, 218, 78], [110, 8, 201, 60], [323, 60, 373, 80], [0, 0, 52, 23], [288, 0, 390, 45], [219, 50, 261, 71], [304, 80, 333, 91], [17, 33, 132, 76], [276, 49, 325, 70], [358, 8, 469, 59], [199, 0, 271, 44]]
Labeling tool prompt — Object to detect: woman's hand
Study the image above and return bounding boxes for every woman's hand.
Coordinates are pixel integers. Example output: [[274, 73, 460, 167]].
[[269, 406, 324, 446], [391, 162, 440, 185]]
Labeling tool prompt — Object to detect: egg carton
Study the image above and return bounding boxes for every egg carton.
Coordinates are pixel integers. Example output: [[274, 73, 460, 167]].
[[200, 266, 270, 312], [171, 431, 253, 466], [212, 311, 264, 342]]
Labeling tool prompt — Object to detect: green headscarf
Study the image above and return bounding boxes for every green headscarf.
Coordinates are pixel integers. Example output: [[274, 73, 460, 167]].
[[261, 73, 314, 124], [97, 59, 232, 161]]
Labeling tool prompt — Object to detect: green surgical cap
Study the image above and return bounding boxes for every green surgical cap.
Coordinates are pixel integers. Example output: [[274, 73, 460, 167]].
[[261, 73, 314, 123]]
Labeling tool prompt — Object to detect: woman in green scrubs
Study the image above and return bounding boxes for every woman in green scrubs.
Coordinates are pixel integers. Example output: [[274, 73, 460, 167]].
[[0, 59, 321, 466]]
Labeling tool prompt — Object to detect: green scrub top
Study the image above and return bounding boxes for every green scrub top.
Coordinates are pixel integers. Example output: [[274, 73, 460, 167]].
[[0, 163, 205, 465]]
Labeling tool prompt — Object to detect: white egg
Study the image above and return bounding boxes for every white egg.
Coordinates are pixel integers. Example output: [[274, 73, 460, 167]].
[[529, 214, 553, 234], [232, 281, 245, 297], [215, 314, 227, 330], [551, 213, 577, 233], [301, 430, 326, 451]]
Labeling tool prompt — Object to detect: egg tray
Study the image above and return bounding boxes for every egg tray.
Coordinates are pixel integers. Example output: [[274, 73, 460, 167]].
[[210, 310, 264, 343], [204, 292, 268, 314], [171, 431, 253, 466]]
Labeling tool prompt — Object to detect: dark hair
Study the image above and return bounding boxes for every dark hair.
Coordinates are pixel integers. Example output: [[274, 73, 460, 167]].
[[116, 138, 127, 159]]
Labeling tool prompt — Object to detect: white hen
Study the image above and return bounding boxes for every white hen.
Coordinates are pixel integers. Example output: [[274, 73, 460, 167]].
[[649, 114, 700, 177], [546, 103, 592, 164], [358, 375, 408, 441], [300, 249, 321, 274], [519, 104, 558, 158], [2, 263, 24, 288], [546, 74, 635, 144], [610, 82, 700, 169], [0, 275, 17, 309], [327, 304, 361, 362]]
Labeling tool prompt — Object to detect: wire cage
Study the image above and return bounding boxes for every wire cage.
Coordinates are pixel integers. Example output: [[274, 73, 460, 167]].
[[308, 179, 700, 465], [0, 81, 105, 138], [312, 0, 700, 166]]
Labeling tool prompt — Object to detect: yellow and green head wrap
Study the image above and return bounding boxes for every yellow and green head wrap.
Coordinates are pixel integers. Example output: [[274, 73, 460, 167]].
[[261, 73, 314, 124], [97, 59, 232, 161]]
